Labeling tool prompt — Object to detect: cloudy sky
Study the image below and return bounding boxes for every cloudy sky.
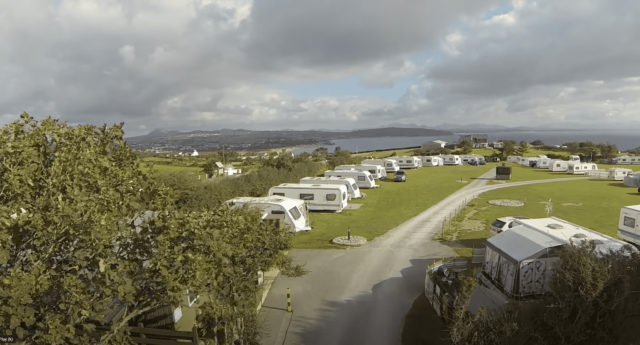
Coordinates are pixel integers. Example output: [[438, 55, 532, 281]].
[[2, 0, 640, 137]]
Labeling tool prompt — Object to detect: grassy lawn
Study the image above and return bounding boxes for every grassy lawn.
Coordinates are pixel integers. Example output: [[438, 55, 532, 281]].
[[494, 162, 640, 183], [139, 164, 204, 175], [435, 178, 640, 259], [292, 165, 491, 249]]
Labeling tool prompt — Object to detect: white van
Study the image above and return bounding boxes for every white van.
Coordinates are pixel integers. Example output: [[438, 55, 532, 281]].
[[268, 184, 348, 212], [442, 155, 462, 165], [225, 196, 311, 232], [300, 176, 363, 199], [567, 163, 598, 175], [335, 164, 387, 180], [394, 156, 422, 169], [617, 205, 640, 245], [361, 159, 399, 173], [324, 170, 378, 188], [420, 156, 443, 167]]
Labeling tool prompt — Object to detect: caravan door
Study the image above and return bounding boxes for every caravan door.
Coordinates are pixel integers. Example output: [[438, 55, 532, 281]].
[[618, 206, 640, 245]]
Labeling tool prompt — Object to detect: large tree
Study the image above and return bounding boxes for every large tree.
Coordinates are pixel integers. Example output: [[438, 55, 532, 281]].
[[0, 113, 302, 344]]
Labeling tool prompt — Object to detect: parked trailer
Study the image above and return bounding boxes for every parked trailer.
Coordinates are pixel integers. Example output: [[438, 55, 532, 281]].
[[420, 156, 444, 167], [623, 172, 640, 188], [460, 155, 482, 165], [394, 156, 422, 169], [324, 170, 378, 189], [535, 158, 553, 169], [567, 163, 598, 175], [618, 205, 640, 245], [549, 160, 569, 172], [225, 196, 311, 232], [507, 156, 522, 163], [268, 184, 348, 212], [442, 155, 463, 165], [335, 164, 387, 180], [608, 168, 634, 181], [361, 159, 400, 173], [300, 176, 363, 200], [614, 156, 640, 165]]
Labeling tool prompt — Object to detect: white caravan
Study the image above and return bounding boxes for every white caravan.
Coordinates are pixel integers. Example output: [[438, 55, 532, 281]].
[[520, 157, 540, 167], [394, 156, 422, 169], [268, 184, 348, 212], [507, 156, 522, 163], [623, 172, 640, 188], [442, 155, 463, 165], [549, 160, 569, 172], [608, 168, 634, 181], [361, 159, 400, 173], [420, 156, 444, 167], [567, 163, 598, 175], [569, 155, 581, 162], [535, 158, 553, 169], [225, 196, 311, 232], [324, 170, 378, 189], [300, 176, 363, 200], [335, 164, 387, 180], [618, 205, 640, 245], [614, 156, 640, 165]]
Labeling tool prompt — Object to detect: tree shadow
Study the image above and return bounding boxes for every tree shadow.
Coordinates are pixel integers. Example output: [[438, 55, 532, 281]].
[[290, 258, 451, 345]]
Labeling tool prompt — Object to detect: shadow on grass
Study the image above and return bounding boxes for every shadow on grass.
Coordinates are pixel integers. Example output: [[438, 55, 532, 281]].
[[291, 258, 450, 345]]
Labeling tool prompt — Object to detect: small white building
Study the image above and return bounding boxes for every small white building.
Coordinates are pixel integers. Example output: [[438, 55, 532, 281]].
[[192, 149, 199, 157], [215, 162, 241, 176], [481, 217, 636, 299], [225, 196, 311, 232], [421, 140, 447, 151]]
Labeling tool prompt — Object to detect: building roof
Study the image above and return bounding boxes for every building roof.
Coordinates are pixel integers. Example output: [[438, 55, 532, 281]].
[[424, 140, 447, 145], [485, 226, 564, 265]]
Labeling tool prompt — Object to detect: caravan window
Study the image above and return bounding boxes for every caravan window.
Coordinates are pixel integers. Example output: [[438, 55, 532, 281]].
[[271, 210, 285, 215], [273, 192, 285, 196], [369, 170, 376, 174], [386, 163, 392, 167], [368, 175, 373, 181], [624, 216, 636, 228], [326, 194, 337, 201], [352, 183, 358, 191], [592, 165, 596, 169], [358, 176, 365, 181], [289, 207, 302, 220], [425, 159, 431, 162], [300, 193, 314, 200]]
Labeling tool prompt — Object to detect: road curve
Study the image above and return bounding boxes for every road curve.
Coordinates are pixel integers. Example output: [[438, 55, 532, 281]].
[[259, 170, 590, 345]]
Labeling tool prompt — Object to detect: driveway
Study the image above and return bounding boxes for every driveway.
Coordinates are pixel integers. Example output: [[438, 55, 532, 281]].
[[259, 169, 589, 345]]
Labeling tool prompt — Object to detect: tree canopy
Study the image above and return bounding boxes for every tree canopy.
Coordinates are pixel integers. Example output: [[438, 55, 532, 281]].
[[0, 113, 302, 344]]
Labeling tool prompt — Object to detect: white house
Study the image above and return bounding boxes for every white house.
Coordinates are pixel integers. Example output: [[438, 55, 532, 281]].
[[215, 162, 241, 176], [192, 149, 199, 157]]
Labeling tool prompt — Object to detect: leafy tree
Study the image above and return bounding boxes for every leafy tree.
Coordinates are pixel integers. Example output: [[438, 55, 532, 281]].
[[499, 141, 517, 159], [518, 141, 530, 154], [565, 141, 580, 154], [459, 140, 473, 154], [528, 242, 640, 345], [530, 139, 545, 146], [0, 113, 304, 344], [597, 143, 619, 159]]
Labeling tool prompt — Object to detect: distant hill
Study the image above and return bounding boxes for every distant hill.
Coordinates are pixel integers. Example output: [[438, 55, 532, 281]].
[[347, 127, 453, 137]]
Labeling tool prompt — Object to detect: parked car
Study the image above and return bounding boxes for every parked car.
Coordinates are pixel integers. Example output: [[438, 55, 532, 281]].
[[468, 158, 479, 166], [485, 156, 500, 162], [489, 216, 530, 237], [394, 169, 407, 182]]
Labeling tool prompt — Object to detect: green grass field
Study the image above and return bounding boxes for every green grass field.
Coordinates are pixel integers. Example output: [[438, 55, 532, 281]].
[[292, 165, 491, 249], [139, 164, 204, 175], [436, 178, 640, 259]]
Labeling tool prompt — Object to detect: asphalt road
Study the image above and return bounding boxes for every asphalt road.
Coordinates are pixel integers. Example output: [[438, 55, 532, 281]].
[[259, 169, 589, 345]]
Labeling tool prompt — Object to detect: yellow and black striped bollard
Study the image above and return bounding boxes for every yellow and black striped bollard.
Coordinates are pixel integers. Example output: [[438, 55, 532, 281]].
[[287, 288, 292, 312]]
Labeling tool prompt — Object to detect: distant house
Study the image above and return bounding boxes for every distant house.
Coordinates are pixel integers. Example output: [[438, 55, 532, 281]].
[[191, 149, 199, 157], [491, 142, 504, 149], [215, 162, 240, 176], [459, 134, 488, 148], [422, 140, 447, 151]]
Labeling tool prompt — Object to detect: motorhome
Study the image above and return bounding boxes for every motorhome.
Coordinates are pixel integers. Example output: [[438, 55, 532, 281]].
[[394, 156, 422, 169], [324, 170, 378, 189], [507, 156, 522, 163], [618, 205, 640, 245], [268, 184, 348, 212], [361, 159, 400, 173], [300, 176, 363, 200], [614, 156, 640, 165], [567, 163, 598, 175], [442, 155, 463, 166], [335, 164, 387, 180], [549, 160, 569, 172], [608, 168, 634, 181], [225, 196, 311, 232], [420, 156, 443, 167]]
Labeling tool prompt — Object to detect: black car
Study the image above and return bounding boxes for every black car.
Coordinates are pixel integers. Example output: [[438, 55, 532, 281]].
[[394, 169, 407, 182]]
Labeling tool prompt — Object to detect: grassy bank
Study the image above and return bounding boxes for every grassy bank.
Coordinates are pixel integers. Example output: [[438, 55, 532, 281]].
[[435, 178, 640, 259], [292, 165, 490, 249]]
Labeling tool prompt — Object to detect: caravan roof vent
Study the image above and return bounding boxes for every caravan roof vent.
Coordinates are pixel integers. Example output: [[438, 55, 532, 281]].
[[547, 223, 564, 230], [272, 198, 283, 202], [572, 233, 588, 239], [590, 239, 604, 245]]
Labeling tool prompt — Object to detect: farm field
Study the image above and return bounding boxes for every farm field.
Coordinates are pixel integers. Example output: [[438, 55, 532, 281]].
[[436, 178, 640, 259], [292, 165, 490, 249]]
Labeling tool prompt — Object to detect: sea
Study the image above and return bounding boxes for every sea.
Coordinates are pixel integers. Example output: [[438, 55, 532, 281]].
[[289, 130, 640, 155]]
